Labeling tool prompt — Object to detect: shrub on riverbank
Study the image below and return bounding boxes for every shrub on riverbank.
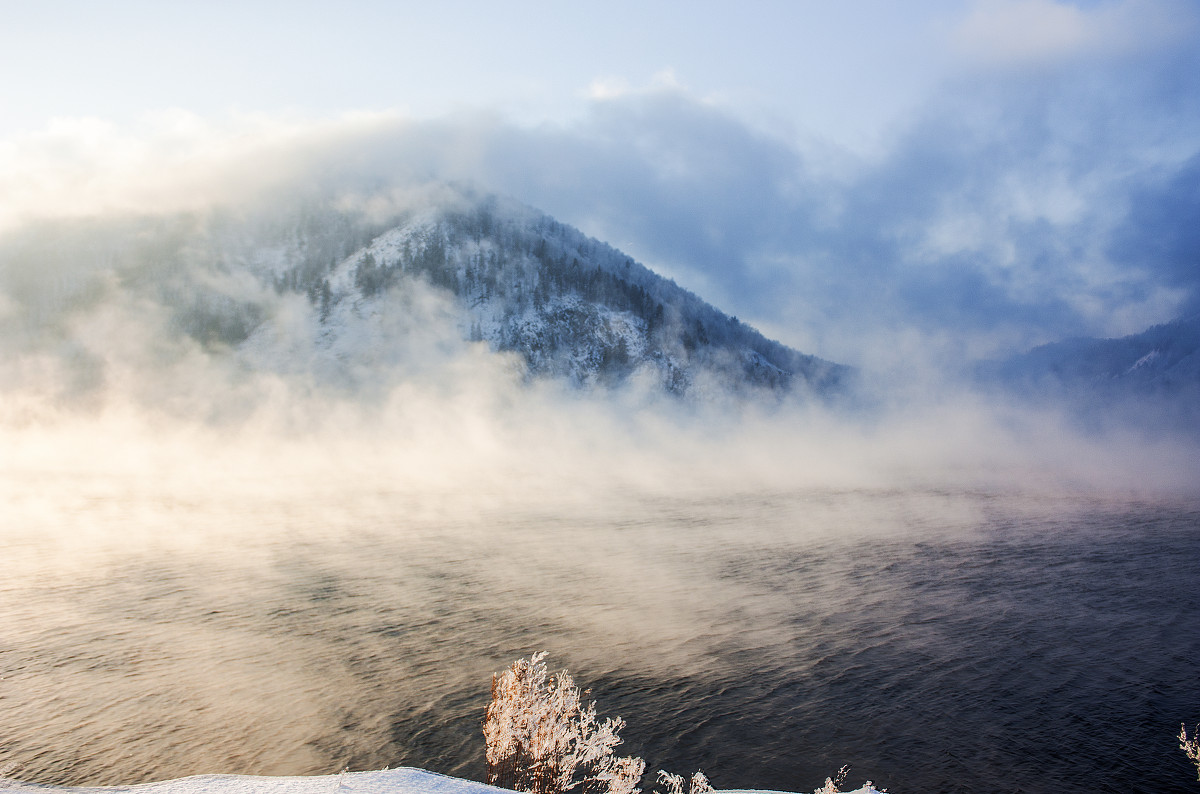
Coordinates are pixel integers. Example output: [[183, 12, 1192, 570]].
[[484, 652, 644, 794]]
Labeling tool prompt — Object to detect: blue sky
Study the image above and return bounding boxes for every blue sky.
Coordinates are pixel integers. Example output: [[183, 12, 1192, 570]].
[[0, 1, 959, 148], [2, 0, 1198, 366]]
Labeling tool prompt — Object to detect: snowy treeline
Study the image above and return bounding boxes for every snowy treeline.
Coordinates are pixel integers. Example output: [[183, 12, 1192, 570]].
[[0, 187, 848, 401], [280, 191, 849, 396], [975, 313, 1200, 436]]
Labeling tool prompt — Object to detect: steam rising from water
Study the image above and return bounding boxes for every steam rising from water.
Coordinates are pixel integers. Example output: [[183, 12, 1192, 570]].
[[3, 432, 1196, 790], [2, 113, 1199, 792], [1, 253, 1197, 575], [1, 156, 1196, 694]]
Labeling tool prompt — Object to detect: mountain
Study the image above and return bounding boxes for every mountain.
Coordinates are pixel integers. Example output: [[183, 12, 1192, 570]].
[[976, 313, 1200, 432], [0, 188, 849, 404]]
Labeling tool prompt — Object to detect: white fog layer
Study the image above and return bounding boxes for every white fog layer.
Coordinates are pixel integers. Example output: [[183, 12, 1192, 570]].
[[3, 29, 1200, 789]]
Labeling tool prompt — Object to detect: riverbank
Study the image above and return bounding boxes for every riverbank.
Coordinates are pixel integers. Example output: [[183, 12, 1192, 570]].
[[0, 769, 882, 794]]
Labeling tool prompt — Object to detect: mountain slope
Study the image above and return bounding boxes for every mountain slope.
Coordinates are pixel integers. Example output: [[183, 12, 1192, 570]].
[[0, 189, 849, 405], [976, 313, 1200, 432], [979, 314, 1200, 392], [254, 191, 849, 398]]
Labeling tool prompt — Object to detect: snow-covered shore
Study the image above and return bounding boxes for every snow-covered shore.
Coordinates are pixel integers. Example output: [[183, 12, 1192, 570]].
[[0, 769, 882, 794]]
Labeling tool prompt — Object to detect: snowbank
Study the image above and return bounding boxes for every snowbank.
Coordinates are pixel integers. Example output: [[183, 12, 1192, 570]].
[[0, 769, 881, 794]]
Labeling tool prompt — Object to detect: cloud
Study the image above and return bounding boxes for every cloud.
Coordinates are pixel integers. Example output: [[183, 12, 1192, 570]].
[[0, 109, 409, 232], [1107, 151, 1200, 316], [460, 66, 1200, 364], [3, 27, 1199, 373], [585, 69, 683, 102], [951, 0, 1194, 67], [2, 90, 1200, 504]]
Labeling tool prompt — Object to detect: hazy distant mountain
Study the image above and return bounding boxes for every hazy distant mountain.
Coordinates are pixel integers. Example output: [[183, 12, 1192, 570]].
[[0, 188, 849, 403], [977, 314, 1200, 432]]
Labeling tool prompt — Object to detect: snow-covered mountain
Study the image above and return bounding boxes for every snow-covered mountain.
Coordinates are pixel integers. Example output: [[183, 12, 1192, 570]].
[[976, 313, 1200, 432], [274, 192, 848, 398], [0, 188, 849, 403]]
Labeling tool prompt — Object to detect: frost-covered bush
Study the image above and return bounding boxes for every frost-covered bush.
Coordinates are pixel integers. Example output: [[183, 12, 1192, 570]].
[[813, 765, 849, 794], [1182, 724, 1200, 781], [812, 765, 879, 794], [484, 652, 646, 794], [654, 770, 711, 794]]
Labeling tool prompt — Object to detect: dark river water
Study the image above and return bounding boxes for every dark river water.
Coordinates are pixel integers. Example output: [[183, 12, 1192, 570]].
[[2, 483, 1199, 794]]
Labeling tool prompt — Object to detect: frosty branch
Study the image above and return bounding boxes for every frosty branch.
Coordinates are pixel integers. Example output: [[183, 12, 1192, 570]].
[[484, 653, 720, 794]]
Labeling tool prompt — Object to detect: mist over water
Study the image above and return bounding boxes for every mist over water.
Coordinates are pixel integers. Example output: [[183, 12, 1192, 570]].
[[2, 441, 1198, 794], [2, 172, 1199, 794]]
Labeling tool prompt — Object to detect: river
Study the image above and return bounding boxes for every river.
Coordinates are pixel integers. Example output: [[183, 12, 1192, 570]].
[[2, 478, 1198, 794]]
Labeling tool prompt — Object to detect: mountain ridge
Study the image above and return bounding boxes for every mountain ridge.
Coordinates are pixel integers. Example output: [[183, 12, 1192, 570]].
[[975, 312, 1200, 434], [259, 190, 850, 399], [0, 188, 851, 405], [978, 313, 1200, 392]]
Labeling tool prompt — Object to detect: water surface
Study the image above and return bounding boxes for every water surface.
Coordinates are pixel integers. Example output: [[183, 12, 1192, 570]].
[[2, 479, 1198, 794]]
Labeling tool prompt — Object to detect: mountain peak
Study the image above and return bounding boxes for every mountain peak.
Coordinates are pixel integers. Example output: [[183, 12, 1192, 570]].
[[276, 190, 849, 399], [0, 188, 848, 408]]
